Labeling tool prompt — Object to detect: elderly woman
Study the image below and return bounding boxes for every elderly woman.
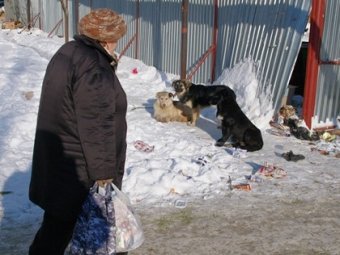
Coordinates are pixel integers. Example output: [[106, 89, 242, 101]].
[[29, 9, 128, 255]]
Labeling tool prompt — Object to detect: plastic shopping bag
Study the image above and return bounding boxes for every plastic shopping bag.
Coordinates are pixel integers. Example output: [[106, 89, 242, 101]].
[[69, 183, 144, 254]]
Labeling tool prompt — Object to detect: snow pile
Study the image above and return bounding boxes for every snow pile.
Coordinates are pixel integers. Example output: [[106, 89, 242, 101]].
[[214, 59, 274, 129]]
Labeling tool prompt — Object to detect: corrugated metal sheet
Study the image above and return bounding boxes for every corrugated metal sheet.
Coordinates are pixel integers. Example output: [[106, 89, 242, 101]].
[[138, 0, 160, 68], [41, 1, 63, 36], [313, 0, 340, 128], [108, 1, 137, 57], [218, 0, 310, 110], [3, 0, 29, 25], [187, 0, 214, 83], [158, 0, 182, 75], [111, 0, 182, 75]]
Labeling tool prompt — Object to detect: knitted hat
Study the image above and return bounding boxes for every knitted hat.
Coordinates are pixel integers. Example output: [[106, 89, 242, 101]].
[[78, 8, 127, 42]]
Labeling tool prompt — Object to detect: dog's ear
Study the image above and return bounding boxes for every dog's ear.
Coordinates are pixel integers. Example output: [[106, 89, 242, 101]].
[[171, 80, 179, 87], [168, 92, 174, 98], [279, 106, 286, 116], [184, 80, 192, 88], [156, 92, 167, 98]]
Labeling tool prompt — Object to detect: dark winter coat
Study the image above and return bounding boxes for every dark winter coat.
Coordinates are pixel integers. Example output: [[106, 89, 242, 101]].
[[29, 35, 127, 219]]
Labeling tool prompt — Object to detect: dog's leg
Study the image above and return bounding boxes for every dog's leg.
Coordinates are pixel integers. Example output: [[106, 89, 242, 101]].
[[191, 107, 200, 126], [232, 141, 243, 149], [215, 137, 229, 146], [187, 113, 194, 126], [216, 115, 222, 129], [237, 143, 260, 152], [174, 101, 194, 125], [159, 116, 170, 122], [188, 110, 197, 126], [215, 125, 232, 147]]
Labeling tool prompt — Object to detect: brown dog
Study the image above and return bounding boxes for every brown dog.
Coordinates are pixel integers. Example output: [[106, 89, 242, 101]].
[[153, 91, 193, 124], [279, 105, 297, 122], [172, 79, 236, 125]]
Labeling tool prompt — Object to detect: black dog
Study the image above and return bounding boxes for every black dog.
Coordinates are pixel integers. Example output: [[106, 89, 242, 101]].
[[286, 118, 319, 141], [215, 92, 263, 152], [172, 79, 236, 125]]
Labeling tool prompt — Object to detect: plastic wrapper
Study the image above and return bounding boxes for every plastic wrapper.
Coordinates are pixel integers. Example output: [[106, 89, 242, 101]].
[[110, 184, 145, 252]]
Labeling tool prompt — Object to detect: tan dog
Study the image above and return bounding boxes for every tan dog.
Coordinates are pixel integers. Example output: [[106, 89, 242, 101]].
[[271, 105, 298, 130], [153, 91, 193, 124], [279, 105, 297, 121]]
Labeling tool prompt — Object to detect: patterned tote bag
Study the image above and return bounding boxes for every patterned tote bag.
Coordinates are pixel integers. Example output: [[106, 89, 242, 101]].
[[69, 183, 144, 255]]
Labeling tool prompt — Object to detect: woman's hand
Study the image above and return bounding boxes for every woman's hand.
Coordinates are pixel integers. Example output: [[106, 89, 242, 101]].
[[96, 179, 113, 187]]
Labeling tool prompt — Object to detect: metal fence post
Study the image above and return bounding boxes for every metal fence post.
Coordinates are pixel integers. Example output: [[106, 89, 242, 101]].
[[135, 0, 140, 59], [180, 0, 189, 80], [303, 0, 325, 128], [26, 0, 31, 28], [211, 0, 218, 83]]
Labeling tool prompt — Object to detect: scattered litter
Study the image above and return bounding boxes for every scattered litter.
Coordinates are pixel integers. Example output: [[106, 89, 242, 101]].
[[258, 162, 287, 178], [227, 176, 233, 190], [269, 120, 289, 131], [192, 156, 209, 166], [132, 68, 138, 74], [230, 147, 247, 158], [22, 91, 34, 100], [311, 140, 340, 157], [321, 132, 336, 142], [168, 188, 180, 195], [178, 170, 193, 180], [245, 175, 263, 183], [0, 191, 13, 196], [266, 127, 290, 137], [133, 140, 154, 153], [232, 183, 252, 191], [280, 150, 305, 162], [311, 148, 329, 155], [228, 176, 252, 191], [328, 129, 340, 136], [174, 199, 187, 209]]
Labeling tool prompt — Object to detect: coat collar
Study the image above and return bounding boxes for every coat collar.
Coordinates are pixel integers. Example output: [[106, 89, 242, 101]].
[[74, 34, 118, 69]]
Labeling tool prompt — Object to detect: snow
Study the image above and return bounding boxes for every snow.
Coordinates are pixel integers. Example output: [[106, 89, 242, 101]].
[[0, 28, 340, 253]]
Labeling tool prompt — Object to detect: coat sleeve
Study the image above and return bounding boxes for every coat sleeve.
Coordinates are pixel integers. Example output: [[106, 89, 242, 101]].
[[73, 67, 117, 181]]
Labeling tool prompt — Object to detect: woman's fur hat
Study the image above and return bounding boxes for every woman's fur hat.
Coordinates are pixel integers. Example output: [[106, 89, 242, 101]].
[[78, 8, 127, 42]]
